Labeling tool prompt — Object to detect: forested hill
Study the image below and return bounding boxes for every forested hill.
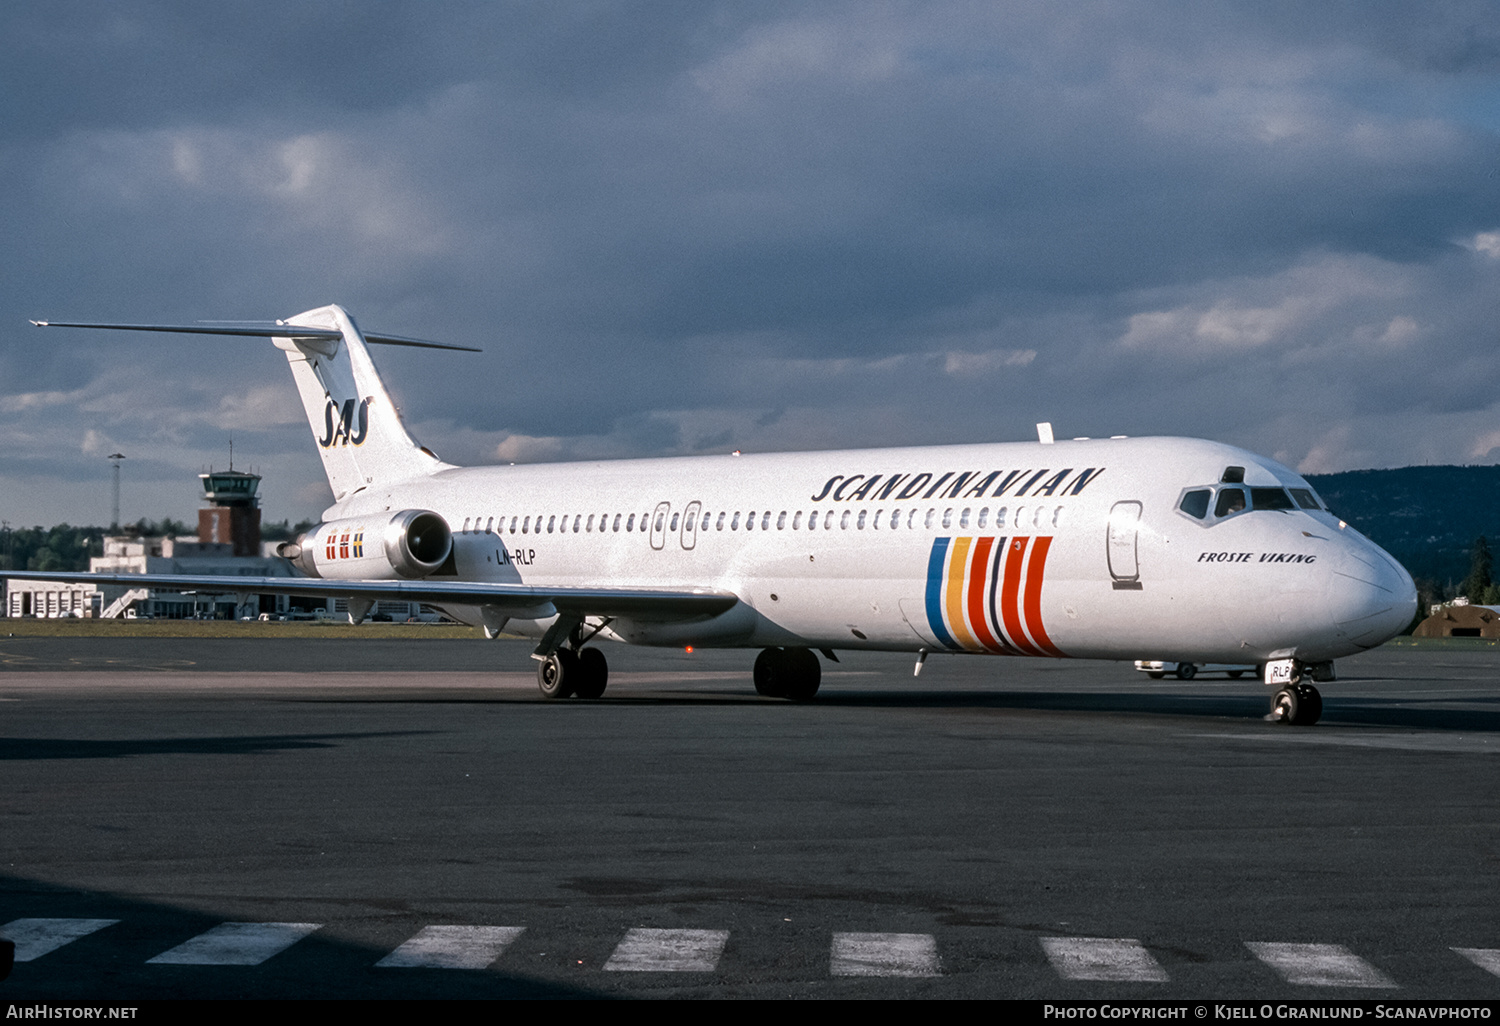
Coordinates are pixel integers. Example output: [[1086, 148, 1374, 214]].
[[1306, 465, 1500, 589]]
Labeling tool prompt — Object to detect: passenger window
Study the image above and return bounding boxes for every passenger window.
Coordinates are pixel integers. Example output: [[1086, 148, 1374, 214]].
[[857, 510, 867, 529], [872, 508, 882, 530], [547, 516, 555, 534], [522, 516, 530, 534], [1179, 489, 1211, 520], [826, 511, 835, 530], [793, 511, 802, 530], [960, 508, 971, 529], [612, 514, 621, 532], [669, 512, 679, 531], [1289, 488, 1321, 510], [841, 510, 851, 529], [626, 514, 636, 532], [942, 508, 953, 529], [762, 512, 771, 530], [510, 516, 518, 533], [731, 512, 740, 530], [807, 510, 818, 530], [486, 517, 494, 532], [1251, 488, 1295, 511], [890, 510, 901, 530], [702, 512, 712, 531], [573, 515, 582, 533], [717, 512, 726, 530], [1215, 488, 1247, 517], [996, 507, 1007, 529], [925, 508, 935, 529], [777, 511, 787, 530], [746, 511, 756, 531], [977, 508, 988, 529]]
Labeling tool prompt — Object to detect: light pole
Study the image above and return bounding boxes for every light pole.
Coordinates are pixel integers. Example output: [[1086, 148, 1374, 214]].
[[108, 453, 125, 531]]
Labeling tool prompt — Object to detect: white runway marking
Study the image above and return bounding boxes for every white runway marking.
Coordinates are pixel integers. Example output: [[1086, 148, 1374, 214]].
[[1246, 942, 1396, 988], [146, 922, 322, 965], [1041, 937, 1169, 982], [1453, 948, 1500, 978], [830, 932, 940, 977], [0, 918, 119, 961], [376, 925, 525, 968], [603, 928, 729, 971]]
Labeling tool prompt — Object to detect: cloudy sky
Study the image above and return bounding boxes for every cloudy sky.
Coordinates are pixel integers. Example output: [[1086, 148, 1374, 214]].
[[3, 1, 1499, 528]]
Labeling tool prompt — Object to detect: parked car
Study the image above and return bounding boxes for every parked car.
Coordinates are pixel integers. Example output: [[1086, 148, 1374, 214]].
[[1134, 660, 1257, 681]]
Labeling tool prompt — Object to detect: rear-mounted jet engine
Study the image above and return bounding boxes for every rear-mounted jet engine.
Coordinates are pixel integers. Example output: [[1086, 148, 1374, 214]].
[[277, 509, 452, 580]]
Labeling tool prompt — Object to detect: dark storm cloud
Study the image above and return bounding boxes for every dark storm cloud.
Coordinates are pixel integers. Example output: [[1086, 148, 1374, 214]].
[[2, 1, 1499, 526]]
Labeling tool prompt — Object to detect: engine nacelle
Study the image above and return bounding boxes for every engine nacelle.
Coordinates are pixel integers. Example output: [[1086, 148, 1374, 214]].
[[276, 509, 452, 580]]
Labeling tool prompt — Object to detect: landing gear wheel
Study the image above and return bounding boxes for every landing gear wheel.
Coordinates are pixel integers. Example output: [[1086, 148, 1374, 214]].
[[1271, 682, 1322, 725], [1175, 662, 1197, 680], [753, 647, 821, 700], [1271, 686, 1299, 724], [537, 649, 579, 700], [753, 647, 787, 697], [574, 647, 608, 699], [781, 647, 821, 702], [1294, 682, 1322, 725]]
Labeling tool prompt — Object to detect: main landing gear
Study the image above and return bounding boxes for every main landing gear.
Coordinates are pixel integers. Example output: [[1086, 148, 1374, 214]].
[[536, 646, 609, 700], [753, 647, 821, 701]]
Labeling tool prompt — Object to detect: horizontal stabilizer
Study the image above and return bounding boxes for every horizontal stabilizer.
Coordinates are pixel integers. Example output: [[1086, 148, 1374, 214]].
[[30, 319, 481, 352]]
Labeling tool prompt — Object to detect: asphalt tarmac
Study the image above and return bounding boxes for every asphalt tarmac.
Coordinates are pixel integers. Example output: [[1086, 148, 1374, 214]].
[[1, 636, 1497, 999]]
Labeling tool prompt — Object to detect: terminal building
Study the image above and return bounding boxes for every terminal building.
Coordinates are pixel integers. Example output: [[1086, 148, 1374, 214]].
[[5, 468, 431, 621]]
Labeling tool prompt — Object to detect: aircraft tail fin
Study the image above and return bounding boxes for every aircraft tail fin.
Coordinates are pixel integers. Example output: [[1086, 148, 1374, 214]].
[[272, 304, 456, 501], [31, 304, 475, 503]]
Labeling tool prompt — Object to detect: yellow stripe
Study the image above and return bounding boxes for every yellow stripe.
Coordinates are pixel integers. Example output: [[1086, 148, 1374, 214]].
[[944, 537, 982, 651]]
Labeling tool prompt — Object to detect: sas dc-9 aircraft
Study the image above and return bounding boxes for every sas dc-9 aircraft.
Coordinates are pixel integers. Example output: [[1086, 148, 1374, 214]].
[[9, 305, 1417, 726]]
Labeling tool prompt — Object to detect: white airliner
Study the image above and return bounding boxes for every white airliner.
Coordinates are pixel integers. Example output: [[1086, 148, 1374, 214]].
[[9, 305, 1417, 724]]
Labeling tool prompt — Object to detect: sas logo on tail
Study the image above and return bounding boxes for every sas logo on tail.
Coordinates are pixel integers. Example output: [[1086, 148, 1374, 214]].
[[318, 397, 373, 448], [924, 536, 1064, 657]]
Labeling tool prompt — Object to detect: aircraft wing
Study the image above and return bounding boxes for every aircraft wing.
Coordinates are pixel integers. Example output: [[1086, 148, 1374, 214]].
[[0, 570, 738, 620]]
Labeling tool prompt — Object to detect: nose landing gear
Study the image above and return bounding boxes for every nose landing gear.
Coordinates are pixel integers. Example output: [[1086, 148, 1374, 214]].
[[1270, 681, 1322, 726]]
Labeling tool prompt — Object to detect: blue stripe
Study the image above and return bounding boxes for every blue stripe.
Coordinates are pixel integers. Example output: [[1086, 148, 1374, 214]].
[[924, 537, 960, 651]]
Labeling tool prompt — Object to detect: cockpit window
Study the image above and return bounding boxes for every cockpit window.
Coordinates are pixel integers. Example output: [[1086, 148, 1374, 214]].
[[1214, 487, 1246, 517], [1250, 487, 1295, 511], [1289, 487, 1321, 510], [1179, 489, 1211, 520]]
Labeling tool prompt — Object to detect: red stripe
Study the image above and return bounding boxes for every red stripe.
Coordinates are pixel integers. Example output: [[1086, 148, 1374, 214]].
[[966, 537, 1004, 652], [1001, 537, 1043, 656], [1023, 535, 1064, 657]]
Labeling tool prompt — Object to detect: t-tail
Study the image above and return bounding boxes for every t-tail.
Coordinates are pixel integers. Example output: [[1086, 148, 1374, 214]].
[[275, 304, 454, 501], [30, 303, 480, 501]]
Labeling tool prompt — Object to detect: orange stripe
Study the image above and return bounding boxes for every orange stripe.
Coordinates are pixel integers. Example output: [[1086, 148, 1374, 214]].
[[944, 537, 981, 650], [966, 537, 1004, 652], [1023, 536, 1064, 656], [1001, 537, 1043, 655]]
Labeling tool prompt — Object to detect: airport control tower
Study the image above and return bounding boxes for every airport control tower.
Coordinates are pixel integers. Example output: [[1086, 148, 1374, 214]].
[[198, 467, 262, 556]]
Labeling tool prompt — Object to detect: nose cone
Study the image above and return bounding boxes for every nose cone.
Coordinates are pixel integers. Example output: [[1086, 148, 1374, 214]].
[[1328, 541, 1418, 649]]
